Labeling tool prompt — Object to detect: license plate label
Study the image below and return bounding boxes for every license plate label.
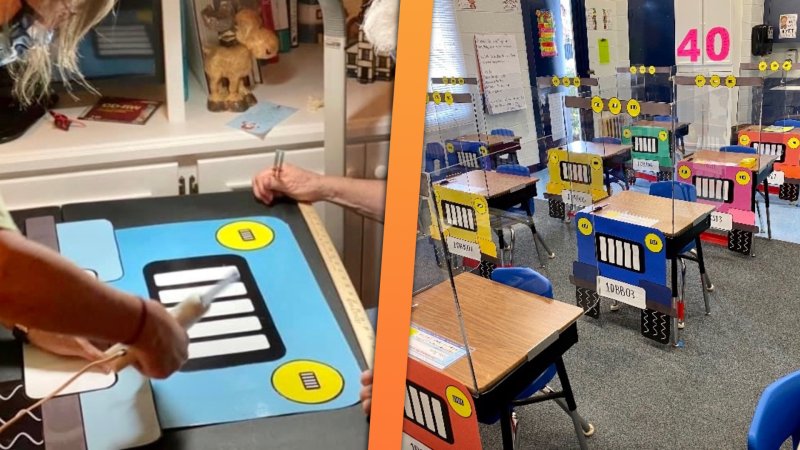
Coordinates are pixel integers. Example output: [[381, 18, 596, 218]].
[[633, 159, 660, 172], [597, 276, 646, 309], [710, 212, 733, 231]]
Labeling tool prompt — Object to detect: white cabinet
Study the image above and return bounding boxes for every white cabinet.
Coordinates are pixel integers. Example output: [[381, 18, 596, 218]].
[[343, 141, 388, 309], [0, 163, 179, 210], [196, 148, 326, 193]]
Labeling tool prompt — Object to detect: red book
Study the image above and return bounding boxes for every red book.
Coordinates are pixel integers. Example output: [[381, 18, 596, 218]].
[[78, 97, 161, 125], [261, 0, 279, 62]]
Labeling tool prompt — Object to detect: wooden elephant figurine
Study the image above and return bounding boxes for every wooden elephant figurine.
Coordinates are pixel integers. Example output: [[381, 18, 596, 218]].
[[203, 9, 279, 112]]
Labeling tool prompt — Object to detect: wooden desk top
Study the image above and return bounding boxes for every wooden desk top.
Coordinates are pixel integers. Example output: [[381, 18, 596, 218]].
[[439, 170, 538, 198], [411, 272, 583, 394], [560, 140, 632, 159], [633, 120, 690, 130], [456, 134, 521, 145], [682, 150, 776, 173], [590, 191, 715, 237]]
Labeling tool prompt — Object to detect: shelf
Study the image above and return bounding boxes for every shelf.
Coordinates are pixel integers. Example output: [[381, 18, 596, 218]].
[[0, 45, 392, 177]]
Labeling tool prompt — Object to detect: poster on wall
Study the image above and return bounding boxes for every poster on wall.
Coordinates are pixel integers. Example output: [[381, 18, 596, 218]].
[[586, 7, 613, 31], [537, 10, 557, 57], [475, 34, 527, 114], [780, 14, 797, 39], [455, 0, 520, 12]]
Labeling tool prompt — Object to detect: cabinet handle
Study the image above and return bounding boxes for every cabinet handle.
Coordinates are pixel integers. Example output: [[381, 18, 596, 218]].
[[189, 175, 199, 195], [178, 176, 186, 196]]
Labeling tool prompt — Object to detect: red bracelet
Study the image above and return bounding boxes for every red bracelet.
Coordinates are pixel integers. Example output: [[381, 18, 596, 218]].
[[123, 299, 148, 345]]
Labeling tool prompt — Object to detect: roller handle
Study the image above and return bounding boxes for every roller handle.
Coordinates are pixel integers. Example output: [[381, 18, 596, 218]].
[[104, 296, 209, 373]]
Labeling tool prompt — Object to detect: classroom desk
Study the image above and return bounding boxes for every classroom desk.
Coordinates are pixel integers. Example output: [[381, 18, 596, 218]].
[[434, 169, 552, 272], [452, 133, 522, 167], [3, 192, 368, 450], [544, 140, 632, 219], [411, 272, 584, 448], [677, 150, 777, 253], [737, 125, 800, 200], [571, 191, 716, 345]]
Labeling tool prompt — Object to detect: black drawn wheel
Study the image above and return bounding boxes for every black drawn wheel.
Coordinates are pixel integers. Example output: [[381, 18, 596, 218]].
[[779, 183, 799, 202], [576, 287, 600, 319], [727, 229, 753, 255], [641, 309, 671, 344], [548, 198, 566, 219]]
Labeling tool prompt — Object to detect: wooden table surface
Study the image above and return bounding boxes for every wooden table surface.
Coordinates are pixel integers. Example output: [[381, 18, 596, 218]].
[[457, 134, 521, 145], [439, 170, 538, 199], [590, 190, 715, 237], [682, 150, 776, 173], [411, 272, 583, 394], [633, 120, 690, 129], [561, 140, 632, 159], [741, 124, 799, 134]]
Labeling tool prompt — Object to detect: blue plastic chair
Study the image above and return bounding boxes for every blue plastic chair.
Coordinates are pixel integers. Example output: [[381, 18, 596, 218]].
[[748, 370, 800, 450], [488, 267, 593, 442], [774, 119, 800, 128], [491, 128, 515, 137], [650, 181, 696, 255], [721, 145, 757, 154], [496, 164, 535, 214], [654, 115, 672, 122], [649, 181, 713, 317]]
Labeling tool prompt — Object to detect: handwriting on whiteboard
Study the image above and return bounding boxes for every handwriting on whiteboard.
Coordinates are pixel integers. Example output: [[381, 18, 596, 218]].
[[474, 34, 527, 114]]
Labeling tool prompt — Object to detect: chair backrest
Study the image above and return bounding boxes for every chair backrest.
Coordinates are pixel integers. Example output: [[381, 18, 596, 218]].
[[774, 119, 800, 128], [653, 115, 672, 122], [748, 370, 800, 450], [424, 142, 446, 173], [496, 163, 530, 178], [650, 181, 697, 202], [592, 137, 622, 145], [490, 267, 553, 299], [490, 128, 515, 137], [721, 145, 758, 155]]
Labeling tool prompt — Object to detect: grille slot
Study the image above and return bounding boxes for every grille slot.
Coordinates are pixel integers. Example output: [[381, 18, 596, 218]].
[[404, 381, 454, 443], [693, 176, 734, 203], [441, 200, 477, 231], [752, 142, 786, 162], [595, 233, 644, 273], [560, 162, 592, 184], [633, 136, 659, 154]]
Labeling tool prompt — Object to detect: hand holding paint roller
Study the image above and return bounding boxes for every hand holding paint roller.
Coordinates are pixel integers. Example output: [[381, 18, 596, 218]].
[[104, 270, 241, 374]]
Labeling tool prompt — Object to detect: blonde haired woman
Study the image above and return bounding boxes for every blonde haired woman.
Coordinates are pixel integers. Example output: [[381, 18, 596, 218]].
[[1, 0, 114, 104]]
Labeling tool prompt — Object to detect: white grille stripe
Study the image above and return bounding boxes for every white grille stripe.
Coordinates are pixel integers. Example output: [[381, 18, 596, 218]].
[[634, 136, 658, 153], [442, 201, 477, 231], [404, 384, 450, 440], [560, 162, 591, 183], [596, 234, 643, 272], [695, 176, 732, 202]]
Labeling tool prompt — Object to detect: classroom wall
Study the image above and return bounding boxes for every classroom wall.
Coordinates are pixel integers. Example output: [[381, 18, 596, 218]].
[[454, 4, 541, 165]]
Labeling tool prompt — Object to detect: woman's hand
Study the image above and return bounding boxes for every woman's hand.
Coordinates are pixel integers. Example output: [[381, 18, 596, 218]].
[[252, 163, 327, 205], [360, 370, 373, 416], [27, 329, 107, 365]]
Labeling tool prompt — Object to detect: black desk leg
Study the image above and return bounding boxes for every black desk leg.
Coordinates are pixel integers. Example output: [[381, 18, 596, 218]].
[[522, 200, 554, 267], [499, 405, 515, 450], [495, 228, 507, 267], [671, 257, 679, 346], [695, 237, 712, 315], [763, 178, 772, 240], [555, 357, 589, 450]]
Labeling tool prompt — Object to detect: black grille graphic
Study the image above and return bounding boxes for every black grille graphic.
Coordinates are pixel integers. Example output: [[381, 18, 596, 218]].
[[441, 201, 477, 231], [752, 142, 786, 162], [596, 233, 644, 273], [404, 381, 454, 444], [693, 176, 733, 203], [560, 162, 591, 184], [633, 136, 659, 154], [456, 152, 480, 168]]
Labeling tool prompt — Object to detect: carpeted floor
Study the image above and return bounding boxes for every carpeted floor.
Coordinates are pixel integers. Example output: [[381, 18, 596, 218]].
[[414, 198, 800, 450]]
